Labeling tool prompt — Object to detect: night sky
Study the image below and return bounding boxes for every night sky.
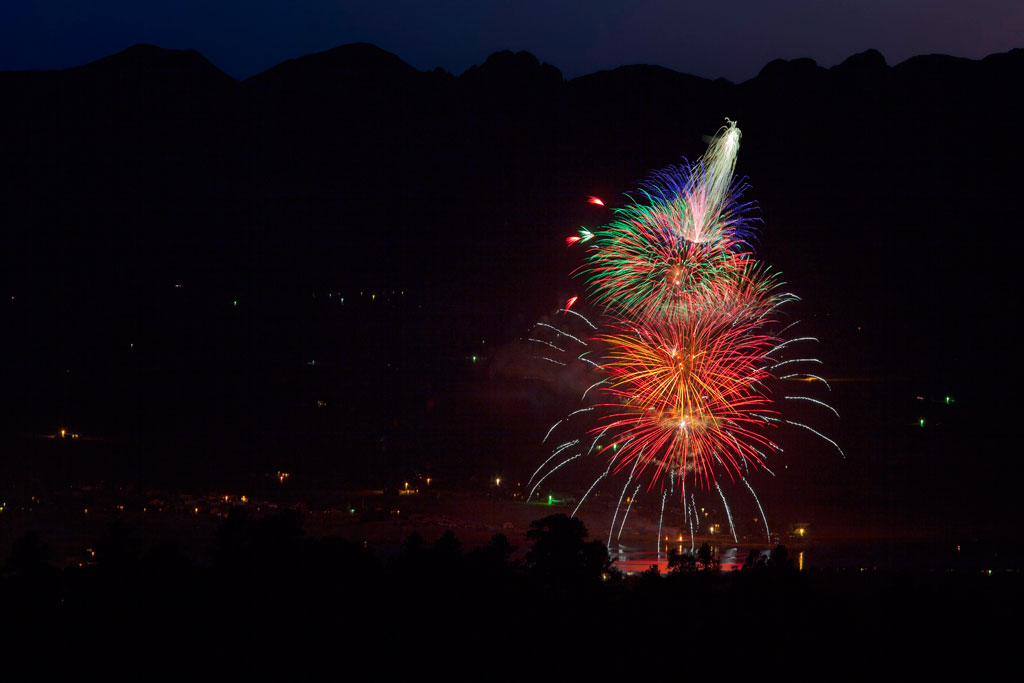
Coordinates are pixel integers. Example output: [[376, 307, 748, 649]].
[[2, 0, 1022, 81], [1, 1, 1022, 565], [3, 6, 1024, 663]]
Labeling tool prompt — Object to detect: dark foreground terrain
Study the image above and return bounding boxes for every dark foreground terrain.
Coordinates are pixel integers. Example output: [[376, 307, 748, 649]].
[[2, 509, 1017, 672]]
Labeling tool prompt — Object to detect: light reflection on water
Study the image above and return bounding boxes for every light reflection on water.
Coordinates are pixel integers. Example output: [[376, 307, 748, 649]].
[[612, 543, 750, 574], [612, 539, 1023, 573]]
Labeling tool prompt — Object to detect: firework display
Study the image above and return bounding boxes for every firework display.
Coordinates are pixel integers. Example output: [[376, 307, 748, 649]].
[[528, 120, 840, 550]]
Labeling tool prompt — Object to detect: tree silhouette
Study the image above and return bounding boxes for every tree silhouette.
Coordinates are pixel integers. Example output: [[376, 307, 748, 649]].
[[215, 505, 254, 566], [641, 564, 661, 581], [476, 533, 514, 564], [95, 520, 142, 571], [743, 548, 767, 571], [667, 547, 696, 574], [7, 532, 51, 576], [434, 529, 462, 561], [768, 545, 795, 572], [696, 542, 719, 572], [526, 514, 612, 584], [467, 533, 516, 580], [5, 532, 60, 613]]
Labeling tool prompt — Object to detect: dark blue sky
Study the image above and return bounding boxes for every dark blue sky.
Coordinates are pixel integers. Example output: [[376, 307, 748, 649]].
[[2, 1, 1021, 81]]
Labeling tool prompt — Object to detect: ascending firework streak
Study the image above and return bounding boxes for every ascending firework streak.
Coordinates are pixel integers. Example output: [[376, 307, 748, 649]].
[[527, 119, 841, 556]]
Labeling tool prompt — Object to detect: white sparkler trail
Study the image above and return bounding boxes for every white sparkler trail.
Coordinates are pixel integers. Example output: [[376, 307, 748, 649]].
[[527, 439, 579, 488], [617, 483, 642, 541], [527, 338, 565, 353], [527, 452, 581, 501], [701, 119, 741, 226], [586, 427, 612, 456], [581, 379, 607, 400], [557, 308, 598, 329], [716, 482, 738, 543], [690, 494, 698, 553], [687, 506, 696, 554], [768, 358, 823, 371], [542, 420, 562, 444], [572, 453, 619, 518], [656, 491, 668, 558], [784, 395, 840, 419], [767, 337, 819, 355], [608, 459, 640, 548], [761, 415, 845, 458], [535, 322, 587, 346], [743, 476, 771, 545]]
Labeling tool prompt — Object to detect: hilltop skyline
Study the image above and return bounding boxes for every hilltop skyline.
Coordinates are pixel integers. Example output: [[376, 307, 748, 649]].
[[2, 1, 1021, 82]]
